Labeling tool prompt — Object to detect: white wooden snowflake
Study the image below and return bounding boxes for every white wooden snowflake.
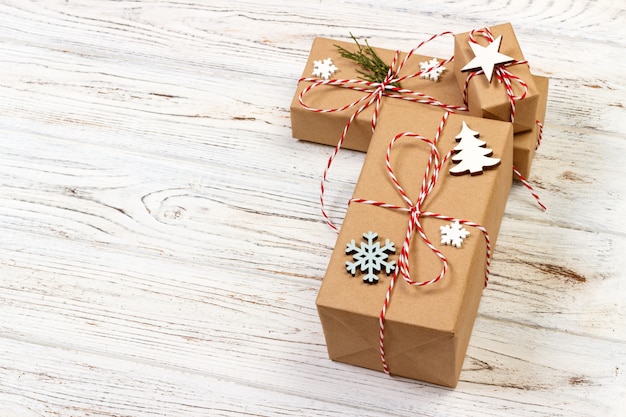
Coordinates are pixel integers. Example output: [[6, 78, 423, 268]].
[[440, 221, 470, 248], [312, 57, 338, 80], [419, 58, 446, 81], [345, 231, 396, 284]]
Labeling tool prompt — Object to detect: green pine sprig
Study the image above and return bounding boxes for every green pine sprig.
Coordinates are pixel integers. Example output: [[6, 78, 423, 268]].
[[335, 33, 400, 88]]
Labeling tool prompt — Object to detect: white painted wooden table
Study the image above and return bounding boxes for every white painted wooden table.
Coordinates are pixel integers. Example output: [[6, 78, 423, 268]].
[[0, 1, 624, 416]]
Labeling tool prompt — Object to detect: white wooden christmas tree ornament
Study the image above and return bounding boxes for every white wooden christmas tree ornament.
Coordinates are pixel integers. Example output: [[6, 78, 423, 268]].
[[449, 121, 500, 176], [460, 35, 514, 82]]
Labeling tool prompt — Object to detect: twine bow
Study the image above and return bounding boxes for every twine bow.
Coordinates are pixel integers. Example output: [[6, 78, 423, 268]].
[[349, 112, 492, 374], [298, 32, 467, 231], [462, 27, 529, 125]]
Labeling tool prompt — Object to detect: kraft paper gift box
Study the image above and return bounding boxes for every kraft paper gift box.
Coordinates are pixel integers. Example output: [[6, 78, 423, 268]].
[[291, 36, 467, 152], [316, 104, 513, 388], [454, 23, 539, 133], [513, 75, 549, 179]]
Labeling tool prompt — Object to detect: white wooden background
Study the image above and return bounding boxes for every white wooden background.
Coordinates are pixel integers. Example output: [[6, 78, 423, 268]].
[[0, 1, 624, 416]]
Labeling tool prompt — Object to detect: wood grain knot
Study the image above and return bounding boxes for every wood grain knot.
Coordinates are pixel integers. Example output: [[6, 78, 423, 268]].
[[533, 263, 587, 284], [157, 205, 187, 224], [569, 376, 591, 386], [558, 171, 589, 183]]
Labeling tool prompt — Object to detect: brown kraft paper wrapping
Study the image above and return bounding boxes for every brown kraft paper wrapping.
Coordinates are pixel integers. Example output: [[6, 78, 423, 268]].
[[291, 36, 467, 152], [316, 104, 513, 387], [454, 23, 539, 133], [513, 75, 549, 179]]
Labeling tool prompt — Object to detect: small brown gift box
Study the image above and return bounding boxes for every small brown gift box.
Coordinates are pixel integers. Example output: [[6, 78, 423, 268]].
[[513, 75, 549, 179], [291, 36, 467, 152], [454, 23, 539, 133], [316, 104, 513, 387]]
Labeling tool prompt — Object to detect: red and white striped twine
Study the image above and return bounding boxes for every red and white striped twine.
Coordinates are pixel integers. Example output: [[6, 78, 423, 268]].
[[298, 32, 467, 232], [349, 112, 492, 375], [513, 167, 546, 211], [463, 27, 529, 125], [511, 120, 547, 211], [535, 120, 544, 150]]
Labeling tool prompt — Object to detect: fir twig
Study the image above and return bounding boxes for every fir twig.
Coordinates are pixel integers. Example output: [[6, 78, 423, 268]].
[[335, 33, 400, 87]]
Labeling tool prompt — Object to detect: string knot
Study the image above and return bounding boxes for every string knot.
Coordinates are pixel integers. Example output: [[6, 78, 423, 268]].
[[297, 32, 466, 232], [462, 27, 529, 124]]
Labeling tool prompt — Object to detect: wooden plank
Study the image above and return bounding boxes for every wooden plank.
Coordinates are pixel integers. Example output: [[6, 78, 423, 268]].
[[0, 0, 624, 416]]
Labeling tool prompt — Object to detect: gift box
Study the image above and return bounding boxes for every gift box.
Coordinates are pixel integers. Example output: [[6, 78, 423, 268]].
[[454, 23, 539, 133], [513, 75, 549, 179], [291, 36, 467, 152], [316, 103, 513, 387]]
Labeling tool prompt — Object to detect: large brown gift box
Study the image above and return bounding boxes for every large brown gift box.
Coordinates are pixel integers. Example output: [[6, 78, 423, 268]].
[[454, 23, 539, 133], [291, 36, 467, 152], [513, 75, 549, 179], [316, 104, 513, 387]]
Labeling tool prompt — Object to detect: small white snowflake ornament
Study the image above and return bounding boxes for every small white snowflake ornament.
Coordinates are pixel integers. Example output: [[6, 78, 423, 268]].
[[312, 57, 338, 80], [346, 231, 396, 284], [440, 221, 470, 248], [419, 58, 446, 81], [460, 35, 515, 82]]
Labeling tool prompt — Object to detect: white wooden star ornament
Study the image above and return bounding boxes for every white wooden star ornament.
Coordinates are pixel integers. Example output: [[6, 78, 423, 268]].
[[460, 35, 514, 83]]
